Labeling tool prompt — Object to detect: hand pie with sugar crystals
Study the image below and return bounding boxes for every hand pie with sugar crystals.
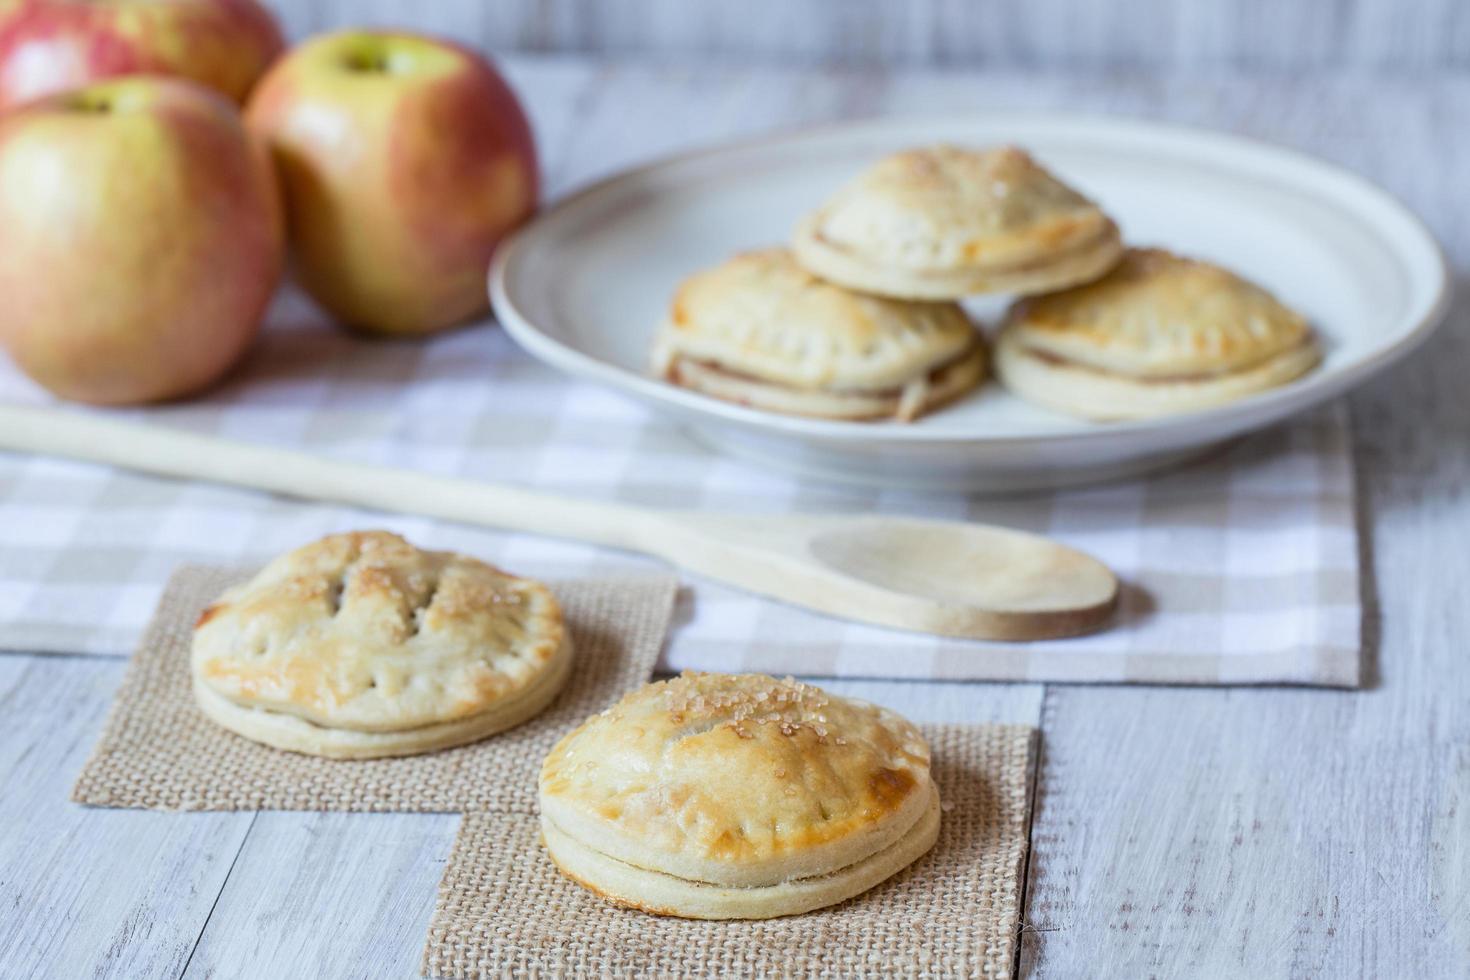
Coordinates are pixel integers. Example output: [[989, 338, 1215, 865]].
[[539, 672, 939, 919]]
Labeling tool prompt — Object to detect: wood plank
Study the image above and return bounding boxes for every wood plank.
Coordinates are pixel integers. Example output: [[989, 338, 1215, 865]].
[[180, 811, 456, 980], [821, 678, 1043, 727], [259, 0, 1470, 73], [0, 657, 254, 980], [1023, 693, 1470, 977]]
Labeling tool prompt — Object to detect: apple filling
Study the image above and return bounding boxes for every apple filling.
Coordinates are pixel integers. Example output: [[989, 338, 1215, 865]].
[[812, 220, 1116, 278], [1014, 334, 1319, 384], [663, 340, 986, 422]]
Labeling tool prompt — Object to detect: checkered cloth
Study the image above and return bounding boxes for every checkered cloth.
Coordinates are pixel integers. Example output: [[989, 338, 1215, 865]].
[[0, 288, 1361, 686]]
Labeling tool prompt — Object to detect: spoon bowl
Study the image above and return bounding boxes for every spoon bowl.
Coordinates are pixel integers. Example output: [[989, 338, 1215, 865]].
[[655, 513, 1118, 640]]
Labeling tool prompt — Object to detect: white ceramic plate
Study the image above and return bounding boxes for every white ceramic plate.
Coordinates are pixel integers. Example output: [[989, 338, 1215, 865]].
[[491, 114, 1449, 492]]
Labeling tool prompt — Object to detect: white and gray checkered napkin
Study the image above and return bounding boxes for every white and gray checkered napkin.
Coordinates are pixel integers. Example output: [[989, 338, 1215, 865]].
[[0, 290, 1361, 686]]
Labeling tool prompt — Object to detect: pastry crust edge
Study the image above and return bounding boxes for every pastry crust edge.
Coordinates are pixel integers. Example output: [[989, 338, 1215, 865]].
[[661, 340, 987, 422], [995, 329, 1322, 420], [792, 211, 1124, 300], [192, 633, 573, 759], [540, 782, 941, 920]]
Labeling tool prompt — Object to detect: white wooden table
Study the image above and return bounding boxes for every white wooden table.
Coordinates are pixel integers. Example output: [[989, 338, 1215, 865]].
[[2, 58, 1467, 979]]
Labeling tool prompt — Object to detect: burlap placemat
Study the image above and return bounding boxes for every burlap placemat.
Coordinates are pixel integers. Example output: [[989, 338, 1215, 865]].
[[72, 564, 678, 813], [422, 723, 1037, 979]]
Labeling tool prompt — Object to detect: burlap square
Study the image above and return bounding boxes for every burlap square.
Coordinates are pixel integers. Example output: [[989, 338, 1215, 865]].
[[72, 564, 677, 813], [422, 723, 1037, 979]]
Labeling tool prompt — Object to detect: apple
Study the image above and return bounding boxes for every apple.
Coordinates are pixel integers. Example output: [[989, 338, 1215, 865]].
[[0, 76, 283, 404], [0, 0, 284, 110], [246, 30, 538, 336]]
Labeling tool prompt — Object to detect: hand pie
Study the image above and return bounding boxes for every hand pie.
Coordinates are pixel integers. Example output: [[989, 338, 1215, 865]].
[[651, 248, 986, 422], [792, 144, 1123, 300], [996, 248, 1321, 420], [191, 531, 571, 759], [539, 672, 939, 920]]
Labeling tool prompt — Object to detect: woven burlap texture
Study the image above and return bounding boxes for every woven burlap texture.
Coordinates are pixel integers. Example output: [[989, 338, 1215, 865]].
[[423, 723, 1037, 980], [72, 564, 678, 813]]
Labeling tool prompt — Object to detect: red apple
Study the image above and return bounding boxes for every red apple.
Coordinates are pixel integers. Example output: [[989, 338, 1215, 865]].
[[0, 0, 284, 110], [246, 30, 538, 336], [0, 76, 283, 404]]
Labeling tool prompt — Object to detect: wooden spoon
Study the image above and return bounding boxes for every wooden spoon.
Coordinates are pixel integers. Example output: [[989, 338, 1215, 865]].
[[0, 405, 1117, 640]]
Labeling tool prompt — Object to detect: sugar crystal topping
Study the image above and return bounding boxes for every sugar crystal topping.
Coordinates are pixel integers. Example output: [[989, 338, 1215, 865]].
[[663, 671, 846, 743]]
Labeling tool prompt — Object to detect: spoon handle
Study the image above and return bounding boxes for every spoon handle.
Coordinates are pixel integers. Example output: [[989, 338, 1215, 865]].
[[0, 404, 666, 553], [0, 404, 1120, 641]]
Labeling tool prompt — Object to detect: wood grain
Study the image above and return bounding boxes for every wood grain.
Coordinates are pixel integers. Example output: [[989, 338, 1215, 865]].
[[181, 812, 455, 979], [1022, 692, 1470, 976], [261, 0, 1470, 72], [0, 658, 254, 980], [820, 678, 1044, 728]]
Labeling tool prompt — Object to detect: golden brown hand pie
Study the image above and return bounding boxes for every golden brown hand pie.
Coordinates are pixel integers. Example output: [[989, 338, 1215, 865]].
[[792, 144, 1123, 300], [191, 530, 571, 759], [538, 672, 939, 919], [650, 248, 986, 422], [995, 248, 1322, 420]]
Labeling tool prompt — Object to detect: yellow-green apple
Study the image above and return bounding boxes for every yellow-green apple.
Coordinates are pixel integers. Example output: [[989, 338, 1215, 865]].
[[246, 31, 538, 336], [0, 76, 283, 404], [0, 0, 284, 110]]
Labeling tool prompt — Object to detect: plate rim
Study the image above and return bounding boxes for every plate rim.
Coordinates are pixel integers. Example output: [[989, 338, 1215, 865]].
[[490, 110, 1452, 448]]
